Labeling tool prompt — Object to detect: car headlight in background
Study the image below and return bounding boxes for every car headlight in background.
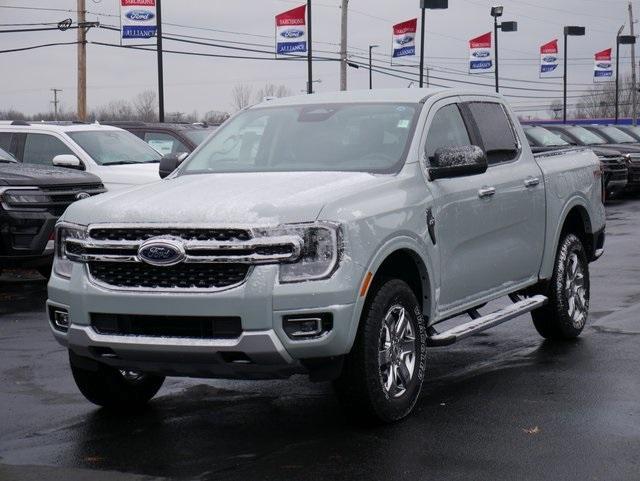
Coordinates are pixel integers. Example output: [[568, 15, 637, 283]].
[[53, 223, 87, 278], [0, 188, 50, 210], [255, 222, 341, 283]]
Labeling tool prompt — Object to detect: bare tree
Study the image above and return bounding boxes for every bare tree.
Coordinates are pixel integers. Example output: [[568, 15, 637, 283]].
[[133, 90, 158, 122], [231, 84, 254, 111], [574, 76, 636, 119], [203, 110, 230, 125], [94, 100, 135, 121], [254, 83, 292, 103]]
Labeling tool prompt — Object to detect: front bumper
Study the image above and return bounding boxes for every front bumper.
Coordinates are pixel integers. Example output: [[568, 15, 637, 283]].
[[47, 260, 363, 379], [0, 210, 56, 269], [626, 161, 640, 188]]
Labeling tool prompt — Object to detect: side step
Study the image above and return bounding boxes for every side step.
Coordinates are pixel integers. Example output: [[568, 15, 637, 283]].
[[427, 295, 548, 347]]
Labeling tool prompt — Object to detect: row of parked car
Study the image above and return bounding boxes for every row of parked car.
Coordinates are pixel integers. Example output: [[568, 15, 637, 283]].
[[0, 121, 217, 276], [523, 123, 640, 197]]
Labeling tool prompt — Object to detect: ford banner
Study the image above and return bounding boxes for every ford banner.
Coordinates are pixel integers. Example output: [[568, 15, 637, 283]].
[[540, 39, 560, 78], [469, 32, 493, 74], [392, 19, 417, 59], [276, 5, 307, 55], [594, 48, 613, 82], [120, 0, 157, 44]]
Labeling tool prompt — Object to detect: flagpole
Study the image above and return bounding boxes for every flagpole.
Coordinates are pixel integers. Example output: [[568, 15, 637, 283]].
[[307, 0, 313, 94]]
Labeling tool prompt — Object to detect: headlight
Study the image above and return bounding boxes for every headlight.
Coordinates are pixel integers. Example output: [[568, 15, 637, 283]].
[[53, 223, 87, 279], [0, 188, 50, 210], [255, 222, 340, 283]]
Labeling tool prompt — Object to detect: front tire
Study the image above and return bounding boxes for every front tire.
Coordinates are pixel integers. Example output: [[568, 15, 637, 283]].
[[70, 352, 165, 409], [334, 279, 427, 423], [532, 233, 590, 340]]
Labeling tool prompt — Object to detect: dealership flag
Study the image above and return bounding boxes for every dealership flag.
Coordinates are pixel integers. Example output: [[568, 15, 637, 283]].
[[469, 32, 493, 73], [120, 0, 157, 44], [392, 19, 417, 58], [539, 40, 560, 78], [594, 48, 613, 82], [275, 5, 307, 55]]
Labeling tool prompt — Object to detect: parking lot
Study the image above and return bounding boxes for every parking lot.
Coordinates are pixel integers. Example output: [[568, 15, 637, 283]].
[[0, 196, 638, 481]]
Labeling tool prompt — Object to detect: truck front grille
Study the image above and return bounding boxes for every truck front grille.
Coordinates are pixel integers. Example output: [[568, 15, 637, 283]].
[[88, 262, 250, 290], [91, 313, 242, 339], [1, 183, 105, 215], [89, 227, 251, 242]]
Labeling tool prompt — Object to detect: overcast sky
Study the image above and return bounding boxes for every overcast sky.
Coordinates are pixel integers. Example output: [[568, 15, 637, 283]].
[[0, 0, 636, 118]]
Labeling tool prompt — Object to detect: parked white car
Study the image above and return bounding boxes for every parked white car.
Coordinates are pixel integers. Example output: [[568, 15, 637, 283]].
[[0, 122, 162, 190]]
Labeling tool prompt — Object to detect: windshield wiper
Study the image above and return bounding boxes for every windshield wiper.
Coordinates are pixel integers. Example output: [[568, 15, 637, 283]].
[[102, 160, 140, 165]]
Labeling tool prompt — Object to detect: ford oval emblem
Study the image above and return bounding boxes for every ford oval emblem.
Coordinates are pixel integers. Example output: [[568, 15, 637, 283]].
[[138, 238, 186, 267], [473, 51, 490, 58], [125, 9, 155, 22], [597, 63, 611, 69], [543, 56, 557, 63], [397, 35, 414, 45], [75, 192, 90, 200], [281, 29, 304, 39]]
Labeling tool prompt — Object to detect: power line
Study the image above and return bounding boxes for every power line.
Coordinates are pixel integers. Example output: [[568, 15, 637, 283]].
[[0, 41, 81, 54]]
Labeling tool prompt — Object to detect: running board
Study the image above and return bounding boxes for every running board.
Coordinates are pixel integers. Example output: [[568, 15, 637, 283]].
[[427, 295, 548, 347]]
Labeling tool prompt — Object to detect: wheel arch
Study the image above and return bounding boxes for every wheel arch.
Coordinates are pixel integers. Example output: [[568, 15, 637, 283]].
[[541, 198, 594, 280], [345, 237, 435, 353]]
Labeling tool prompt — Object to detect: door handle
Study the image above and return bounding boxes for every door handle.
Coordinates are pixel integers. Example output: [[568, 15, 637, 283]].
[[524, 177, 540, 188], [478, 187, 496, 198]]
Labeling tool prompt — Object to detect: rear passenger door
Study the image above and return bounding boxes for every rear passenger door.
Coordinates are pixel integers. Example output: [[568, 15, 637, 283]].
[[462, 99, 546, 291]]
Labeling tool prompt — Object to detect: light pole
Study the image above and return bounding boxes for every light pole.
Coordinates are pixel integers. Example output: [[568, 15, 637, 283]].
[[563, 26, 586, 124], [491, 5, 517, 93], [616, 34, 636, 124], [307, 0, 313, 94], [369, 45, 379, 89], [419, 0, 448, 88]]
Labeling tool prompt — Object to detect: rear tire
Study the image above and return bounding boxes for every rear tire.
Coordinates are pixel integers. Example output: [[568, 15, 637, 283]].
[[70, 352, 165, 409], [333, 279, 427, 423], [532, 233, 590, 340]]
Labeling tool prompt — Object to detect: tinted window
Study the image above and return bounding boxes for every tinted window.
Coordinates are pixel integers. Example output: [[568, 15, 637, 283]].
[[466, 102, 518, 164], [183, 103, 418, 174], [144, 132, 189, 156], [425, 104, 471, 162], [0, 133, 11, 152], [23, 133, 73, 165]]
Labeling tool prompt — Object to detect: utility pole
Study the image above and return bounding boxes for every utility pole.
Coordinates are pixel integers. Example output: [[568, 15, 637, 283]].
[[629, 1, 637, 125], [157, 0, 165, 122], [77, 0, 86, 121], [340, 0, 348, 91], [51, 89, 62, 121], [419, 5, 426, 87]]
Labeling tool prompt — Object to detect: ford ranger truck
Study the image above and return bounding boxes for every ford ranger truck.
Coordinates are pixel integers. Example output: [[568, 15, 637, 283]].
[[47, 89, 605, 423]]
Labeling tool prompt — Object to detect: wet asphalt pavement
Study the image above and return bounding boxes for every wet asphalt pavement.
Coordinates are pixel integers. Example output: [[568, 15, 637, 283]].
[[1, 199, 640, 481]]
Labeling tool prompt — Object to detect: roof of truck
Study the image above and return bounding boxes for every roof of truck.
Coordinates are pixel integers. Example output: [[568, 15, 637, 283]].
[[0, 121, 124, 133], [252, 88, 503, 108]]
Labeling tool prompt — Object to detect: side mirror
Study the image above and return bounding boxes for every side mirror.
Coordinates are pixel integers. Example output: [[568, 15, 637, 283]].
[[159, 152, 188, 179], [428, 146, 488, 180], [52, 154, 83, 170]]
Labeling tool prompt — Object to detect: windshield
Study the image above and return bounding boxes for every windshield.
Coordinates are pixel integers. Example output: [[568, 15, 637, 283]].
[[564, 126, 607, 145], [525, 127, 569, 147], [181, 103, 419, 174], [184, 129, 216, 145], [622, 125, 640, 139], [597, 126, 637, 144], [0, 146, 16, 162], [68, 130, 162, 165]]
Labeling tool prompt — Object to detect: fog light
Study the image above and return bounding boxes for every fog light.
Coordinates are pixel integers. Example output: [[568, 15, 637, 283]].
[[48, 306, 69, 332], [283, 313, 333, 340]]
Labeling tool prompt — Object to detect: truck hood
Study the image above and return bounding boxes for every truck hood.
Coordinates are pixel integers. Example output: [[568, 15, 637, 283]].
[[97, 162, 162, 190], [0, 162, 101, 187], [62, 171, 386, 225]]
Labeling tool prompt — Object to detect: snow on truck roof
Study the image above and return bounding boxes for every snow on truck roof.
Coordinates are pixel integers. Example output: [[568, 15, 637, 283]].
[[0, 121, 125, 133], [251, 88, 503, 108]]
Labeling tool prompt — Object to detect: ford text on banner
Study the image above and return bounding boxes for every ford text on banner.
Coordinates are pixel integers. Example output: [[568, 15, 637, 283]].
[[120, 0, 157, 44], [276, 5, 307, 55], [540, 39, 560, 78], [392, 19, 417, 58], [594, 49, 613, 82], [469, 32, 493, 74]]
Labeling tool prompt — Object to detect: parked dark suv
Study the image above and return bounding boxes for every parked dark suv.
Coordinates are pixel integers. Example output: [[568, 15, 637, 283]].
[[104, 122, 217, 156], [527, 125, 628, 197], [0, 146, 104, 277]]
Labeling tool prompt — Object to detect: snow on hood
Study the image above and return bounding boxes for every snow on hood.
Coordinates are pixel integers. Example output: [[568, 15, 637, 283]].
[[98, 162, 162, 189], [63, 171, 385, 226]]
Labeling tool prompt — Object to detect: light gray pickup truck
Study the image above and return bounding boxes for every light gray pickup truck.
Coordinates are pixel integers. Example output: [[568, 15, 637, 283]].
[[47, 89, 605, 422]]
